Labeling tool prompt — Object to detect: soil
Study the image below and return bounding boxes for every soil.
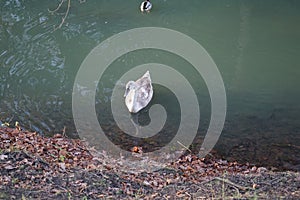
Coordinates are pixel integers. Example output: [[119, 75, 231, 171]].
[[0, 127, 299, 199]]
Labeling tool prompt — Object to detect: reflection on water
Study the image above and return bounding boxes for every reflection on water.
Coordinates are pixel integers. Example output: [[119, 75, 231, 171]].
[[0, 0, 299, 170]]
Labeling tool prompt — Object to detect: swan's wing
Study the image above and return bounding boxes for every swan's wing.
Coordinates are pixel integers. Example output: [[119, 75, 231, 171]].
[[135, 76, 153, 109], [135, 71, 151, 85], [124, 71, 153, 113]]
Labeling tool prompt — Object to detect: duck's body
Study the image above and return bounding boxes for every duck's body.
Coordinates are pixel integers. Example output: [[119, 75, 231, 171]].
[[124, 71, 153, 113], [140, 0, 152, 12]]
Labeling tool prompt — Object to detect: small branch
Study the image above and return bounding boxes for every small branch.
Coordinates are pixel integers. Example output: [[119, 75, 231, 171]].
[[203, 177, 253, 191], [48, 0, 65, 14], [56, 0, 71, 30], [272, 143, 300, 150], [177, 141, 192, 153], [49, 0, 71, 31], [62, 126, 66, 137]]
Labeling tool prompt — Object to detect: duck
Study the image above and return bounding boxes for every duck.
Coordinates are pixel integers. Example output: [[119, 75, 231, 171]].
[[140, 0, 152, 12], [124, 71, 153, 113]]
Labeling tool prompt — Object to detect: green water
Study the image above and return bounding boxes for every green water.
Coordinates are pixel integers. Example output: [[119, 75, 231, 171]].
[[0, 0, 299, 170]]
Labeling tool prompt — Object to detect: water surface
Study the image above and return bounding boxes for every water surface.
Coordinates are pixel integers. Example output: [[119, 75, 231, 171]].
[[0, 0, 299, 170]]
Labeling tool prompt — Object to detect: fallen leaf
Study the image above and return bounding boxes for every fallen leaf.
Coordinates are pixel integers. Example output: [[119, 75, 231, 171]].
[[0, 154, 8, 160]]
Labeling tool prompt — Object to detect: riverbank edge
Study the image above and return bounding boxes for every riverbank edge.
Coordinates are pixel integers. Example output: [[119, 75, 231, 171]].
[[0, 127, 299, 199]]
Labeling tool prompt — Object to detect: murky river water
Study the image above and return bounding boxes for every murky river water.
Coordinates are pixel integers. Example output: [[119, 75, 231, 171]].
[[0, 0, 299, 170]]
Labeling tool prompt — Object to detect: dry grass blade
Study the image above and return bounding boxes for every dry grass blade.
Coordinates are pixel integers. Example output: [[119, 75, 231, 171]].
[[177, 141, 192, 153]]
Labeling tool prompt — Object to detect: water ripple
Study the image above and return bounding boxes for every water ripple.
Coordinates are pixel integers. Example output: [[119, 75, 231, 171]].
[[0, 0, 68, 133]]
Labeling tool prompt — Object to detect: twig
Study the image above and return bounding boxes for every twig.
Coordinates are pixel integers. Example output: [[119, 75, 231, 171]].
[[202, 177, 253, 191], [48, 0, 65, 14], [49, 0, 71, 31], [177, 141, 192, 153], [58, 0, 71, 29], [256, 176, 285, 192], [5, 116, 15, 126], [22, 150, 50, 166], [46, 176, 68, 192], [92, 171, 109, 179], [185, 191, 192, 198], [62, 126, 66, 137], [272, 143, 300, 150]]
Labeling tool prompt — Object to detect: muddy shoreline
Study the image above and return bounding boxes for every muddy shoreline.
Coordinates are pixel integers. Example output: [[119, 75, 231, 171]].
[[0, 127, 299, 199]]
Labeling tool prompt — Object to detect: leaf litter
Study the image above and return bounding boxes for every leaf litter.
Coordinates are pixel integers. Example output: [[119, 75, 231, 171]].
[[0, 127, 299, 199]]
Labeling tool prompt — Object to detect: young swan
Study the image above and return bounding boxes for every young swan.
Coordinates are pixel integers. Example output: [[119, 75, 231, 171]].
[[124, 71, 153, 113]]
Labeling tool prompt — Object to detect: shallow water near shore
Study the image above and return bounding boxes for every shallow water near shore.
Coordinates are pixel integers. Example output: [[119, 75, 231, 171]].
[[0, 0, 300, 170]]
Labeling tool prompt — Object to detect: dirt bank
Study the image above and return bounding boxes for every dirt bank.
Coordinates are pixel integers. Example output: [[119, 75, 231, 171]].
[[0, 127, 299, 199]]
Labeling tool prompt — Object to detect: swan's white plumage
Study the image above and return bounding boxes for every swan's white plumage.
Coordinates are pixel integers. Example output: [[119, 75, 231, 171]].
[[124, 71, 153, 113]]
